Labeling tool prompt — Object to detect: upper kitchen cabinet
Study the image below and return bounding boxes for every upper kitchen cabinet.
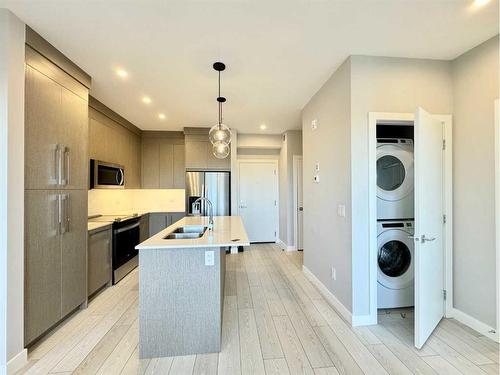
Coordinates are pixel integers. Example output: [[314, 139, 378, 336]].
[[184, 128, 230, 170], [142, 132, 185, 189], [88, 98, 142, 189], [25, 49, 88, 190], [60, 86, 89, 190]]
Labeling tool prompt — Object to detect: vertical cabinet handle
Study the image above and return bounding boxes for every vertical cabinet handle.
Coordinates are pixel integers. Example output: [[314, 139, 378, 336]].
[[59, 194, 70, 234], [65, 194, 70, 233], [57, 194, 63, 234], [56, 144, 63, 186], [64, 148, 70, 186]]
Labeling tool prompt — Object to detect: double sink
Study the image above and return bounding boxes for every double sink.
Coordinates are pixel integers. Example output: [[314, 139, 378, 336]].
[[164, 225, 208, 240]]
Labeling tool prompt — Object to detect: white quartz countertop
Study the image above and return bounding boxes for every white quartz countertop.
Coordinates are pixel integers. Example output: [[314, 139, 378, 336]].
[[136, 216, 250, 250]]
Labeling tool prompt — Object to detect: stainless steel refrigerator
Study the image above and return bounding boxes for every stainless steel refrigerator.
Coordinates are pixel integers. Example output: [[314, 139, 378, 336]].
[[185, 171, 230, 216]]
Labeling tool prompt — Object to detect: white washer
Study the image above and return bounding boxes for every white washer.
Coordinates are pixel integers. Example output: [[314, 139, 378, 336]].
[[377, 139, 414, 220], [377, 220, 414, 309]]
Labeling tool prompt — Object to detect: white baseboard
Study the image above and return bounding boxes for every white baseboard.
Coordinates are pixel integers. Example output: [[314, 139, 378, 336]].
[[352, 314, 377, 327], [449, 307, 499, 343], [302, 265, 353, 325], [277, 239, 296, 252], [7, 348, 27, 374]]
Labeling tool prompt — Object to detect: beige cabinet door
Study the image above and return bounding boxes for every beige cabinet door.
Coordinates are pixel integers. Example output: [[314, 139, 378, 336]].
[[142, 138, 160, 188], [149, 213, 170, 236], [128, 135, 142, 188], [159, 141, 174, 188], [25, 65, 62, 189], [60, 190, 87, 316], [60, 87, 88, 190], [185, 141, 208, 169], [173, 144, 185, 188], [24, 190, 62, 344]]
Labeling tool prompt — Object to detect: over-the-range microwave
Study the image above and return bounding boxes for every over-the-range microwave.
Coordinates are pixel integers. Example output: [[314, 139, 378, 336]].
[[90, 159, 125, 189]]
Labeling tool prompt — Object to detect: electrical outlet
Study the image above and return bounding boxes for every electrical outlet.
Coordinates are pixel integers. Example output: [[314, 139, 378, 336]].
[[331, 267, 337, 280], [337, 204, 346, 217], [205, 250, 215, 266]]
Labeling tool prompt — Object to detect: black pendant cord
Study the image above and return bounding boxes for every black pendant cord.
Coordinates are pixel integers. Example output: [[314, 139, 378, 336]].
[[218, 71, 221, 127]]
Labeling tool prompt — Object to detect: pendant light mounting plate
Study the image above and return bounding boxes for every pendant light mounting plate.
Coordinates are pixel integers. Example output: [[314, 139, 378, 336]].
[[213, 62, 226, 71], [217, 96, 226, 103]]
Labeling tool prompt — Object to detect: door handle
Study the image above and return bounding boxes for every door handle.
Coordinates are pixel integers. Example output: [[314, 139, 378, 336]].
[[421, 235, 435, 243], [299, 207, 303, 211], [408, 235, 436, 243], [239, 205, 247, 209]]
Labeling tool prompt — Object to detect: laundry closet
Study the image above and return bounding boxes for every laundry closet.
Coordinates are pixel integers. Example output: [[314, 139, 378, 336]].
[[369, 109, 453, 349]]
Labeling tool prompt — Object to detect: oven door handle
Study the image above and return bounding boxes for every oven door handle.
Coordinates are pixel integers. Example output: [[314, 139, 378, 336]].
[[113, 221, 140, 234]]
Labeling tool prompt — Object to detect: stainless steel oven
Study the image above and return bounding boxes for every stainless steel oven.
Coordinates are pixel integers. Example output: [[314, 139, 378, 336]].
[[90, 160, 125, 189], [112, 217, 140, 284]]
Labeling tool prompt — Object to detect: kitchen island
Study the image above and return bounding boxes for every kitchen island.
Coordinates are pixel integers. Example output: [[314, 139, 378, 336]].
[[136, 216, 249, 359]]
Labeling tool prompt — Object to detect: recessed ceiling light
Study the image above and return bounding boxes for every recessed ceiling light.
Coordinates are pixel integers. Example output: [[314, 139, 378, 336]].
[[142, 96, 152, 104], [472, 0, 491, 7], [158, 113, 166, 120], [115, 68, 128, 78], [260, 124, 267, 130]]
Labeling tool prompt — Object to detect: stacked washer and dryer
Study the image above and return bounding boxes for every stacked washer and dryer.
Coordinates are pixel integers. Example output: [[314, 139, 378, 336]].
[[377, 133, 415, 309]]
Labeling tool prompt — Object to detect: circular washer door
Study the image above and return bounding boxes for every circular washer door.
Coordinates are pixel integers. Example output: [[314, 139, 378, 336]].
[[377, 228, 414, 290], [377, 144, 414, 202]]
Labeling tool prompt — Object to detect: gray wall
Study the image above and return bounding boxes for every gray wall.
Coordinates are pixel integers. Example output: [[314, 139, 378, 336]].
[[302, 56, 455, 317], [350, 55, 453, 316], [451, 36, 499, 328], [302, 59, 353, 311], [0, 9, 25, 369]]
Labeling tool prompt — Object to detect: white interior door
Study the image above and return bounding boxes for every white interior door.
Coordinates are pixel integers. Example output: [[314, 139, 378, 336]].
[[414, 107, 445, 348], [297, 158, 304, 250], [239, 161, 277, 242]]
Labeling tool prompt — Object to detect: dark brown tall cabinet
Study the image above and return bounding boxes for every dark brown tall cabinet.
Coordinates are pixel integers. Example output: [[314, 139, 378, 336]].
[[24, 44, 90, 345]]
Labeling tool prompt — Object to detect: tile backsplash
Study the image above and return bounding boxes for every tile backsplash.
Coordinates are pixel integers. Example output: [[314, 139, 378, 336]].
[[88, 189, 185, 216]]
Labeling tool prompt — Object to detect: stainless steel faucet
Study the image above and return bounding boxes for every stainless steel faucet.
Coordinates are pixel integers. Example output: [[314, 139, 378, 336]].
[[193, 197, 214, 230]]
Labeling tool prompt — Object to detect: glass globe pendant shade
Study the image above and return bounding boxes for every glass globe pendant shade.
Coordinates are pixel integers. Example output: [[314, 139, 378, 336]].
[[212, 140, 230, 159], [209, 123, 231, 145]]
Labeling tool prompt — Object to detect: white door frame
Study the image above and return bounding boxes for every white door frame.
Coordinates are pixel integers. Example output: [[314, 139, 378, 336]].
[[237, 158, 279, 242], [293, 155, 303, 251], [495, 99, 500, 339], [367, 112, 453, 326]]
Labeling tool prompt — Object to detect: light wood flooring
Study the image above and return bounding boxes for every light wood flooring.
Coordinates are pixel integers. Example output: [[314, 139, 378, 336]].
[[17, 243, 499, 375]]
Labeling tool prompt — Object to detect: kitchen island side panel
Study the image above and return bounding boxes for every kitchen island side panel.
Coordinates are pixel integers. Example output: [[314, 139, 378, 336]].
[[139, 247, 224, 358]]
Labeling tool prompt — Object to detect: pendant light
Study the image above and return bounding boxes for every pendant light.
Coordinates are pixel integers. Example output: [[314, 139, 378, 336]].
[[209, 62, 231, 159]]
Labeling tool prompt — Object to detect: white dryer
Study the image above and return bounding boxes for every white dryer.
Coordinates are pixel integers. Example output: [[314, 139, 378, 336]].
[[377, 220, 414, 309], [377, 139, 414, 220]]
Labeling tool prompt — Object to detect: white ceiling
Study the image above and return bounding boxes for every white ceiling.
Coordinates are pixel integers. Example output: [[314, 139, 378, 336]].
[[1, 0, 498, 134]]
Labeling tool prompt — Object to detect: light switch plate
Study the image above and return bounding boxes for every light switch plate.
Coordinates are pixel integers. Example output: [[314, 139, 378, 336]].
[[315, 162, 320, 172], [205, 250, 215, 266], [311, 119, 318, 130], [337, 204, 346, 217]]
